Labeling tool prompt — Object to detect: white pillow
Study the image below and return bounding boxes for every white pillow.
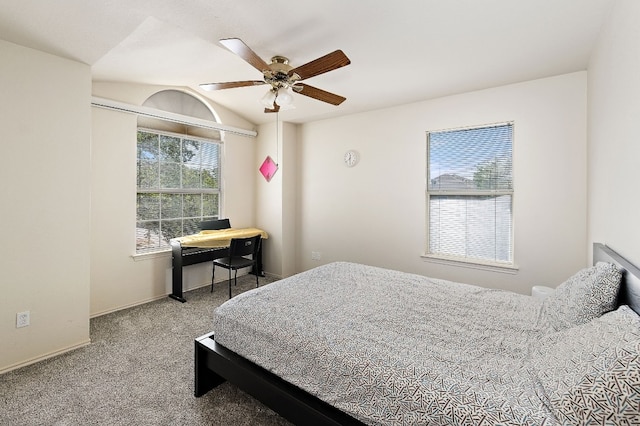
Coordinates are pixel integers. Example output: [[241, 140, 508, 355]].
[[541, 262, 621, 330], [528, 306, 640, 424]]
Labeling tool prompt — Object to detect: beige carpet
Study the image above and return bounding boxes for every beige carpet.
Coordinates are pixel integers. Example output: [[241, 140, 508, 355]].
[[0, 275, 292, 426]]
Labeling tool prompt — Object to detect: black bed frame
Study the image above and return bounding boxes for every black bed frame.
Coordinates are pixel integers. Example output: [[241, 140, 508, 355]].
[[194, 333, 365, 425], [194, 243, 640, 425]]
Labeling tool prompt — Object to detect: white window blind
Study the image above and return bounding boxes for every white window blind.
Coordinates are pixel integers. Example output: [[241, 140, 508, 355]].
[[426, 123, 513, 264], [136, 129, 221, 254]]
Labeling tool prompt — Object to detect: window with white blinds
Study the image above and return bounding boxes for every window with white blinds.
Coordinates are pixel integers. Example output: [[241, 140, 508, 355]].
[[136, 129, 221, 254], [426, 123, 513, 265]]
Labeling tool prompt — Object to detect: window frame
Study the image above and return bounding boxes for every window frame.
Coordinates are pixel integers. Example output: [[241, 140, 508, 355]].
[[424, 122, 516, 270], [135, 128, 222, 255]]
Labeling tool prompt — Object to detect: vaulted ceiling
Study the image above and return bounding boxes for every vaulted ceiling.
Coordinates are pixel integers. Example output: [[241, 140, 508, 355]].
[[0, 0, 614, 125]]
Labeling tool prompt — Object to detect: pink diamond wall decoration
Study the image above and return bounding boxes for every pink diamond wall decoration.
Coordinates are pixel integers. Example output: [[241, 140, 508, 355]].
[[259, 155, 278, 182]]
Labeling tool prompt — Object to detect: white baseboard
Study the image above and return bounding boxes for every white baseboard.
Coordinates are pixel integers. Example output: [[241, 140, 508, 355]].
[[90, 293, 169, 318], [90, 270, 282, 319], [4, 272, 283, 374], [0, 339, 91, 375]]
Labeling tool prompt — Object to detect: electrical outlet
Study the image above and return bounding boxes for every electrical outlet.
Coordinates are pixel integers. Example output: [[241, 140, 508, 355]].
[[16, 311, 30, 328], [311, 251, 322, 261]]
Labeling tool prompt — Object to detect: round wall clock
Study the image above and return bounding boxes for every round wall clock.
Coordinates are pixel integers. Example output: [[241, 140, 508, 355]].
[[343, 150, 359, 167]]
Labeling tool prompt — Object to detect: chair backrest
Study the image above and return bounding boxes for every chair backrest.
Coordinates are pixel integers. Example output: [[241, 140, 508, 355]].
[[229, 235, 261, 259], [200, 218, 231, 231]]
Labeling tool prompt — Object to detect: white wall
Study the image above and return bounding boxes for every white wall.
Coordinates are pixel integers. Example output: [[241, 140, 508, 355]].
[[0, 40, 91, 372], [296, 72, 588, 295], [281, 123, 298, 277], [6, 0, 636, 371], [588, 0, 640, 266], [90, 82, 258, 316], [255, 120, 297, 278]]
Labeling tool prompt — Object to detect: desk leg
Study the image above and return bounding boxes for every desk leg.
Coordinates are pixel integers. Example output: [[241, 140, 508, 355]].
[[170, 240, 187, 303]]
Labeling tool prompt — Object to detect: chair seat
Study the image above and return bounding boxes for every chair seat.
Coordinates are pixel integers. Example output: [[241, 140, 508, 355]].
[[214, 257, 256, 270], [211, 234, 262, 299]]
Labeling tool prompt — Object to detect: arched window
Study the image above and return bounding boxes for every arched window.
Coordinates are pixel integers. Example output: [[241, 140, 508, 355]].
[[136, 90, 221, 254]]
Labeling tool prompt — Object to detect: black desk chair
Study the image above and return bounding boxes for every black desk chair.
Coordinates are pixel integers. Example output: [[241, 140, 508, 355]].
[[211, 235, 262, 299]]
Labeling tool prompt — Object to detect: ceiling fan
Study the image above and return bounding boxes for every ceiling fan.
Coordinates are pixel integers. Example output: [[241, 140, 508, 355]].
[[200, 38, 351, 113]]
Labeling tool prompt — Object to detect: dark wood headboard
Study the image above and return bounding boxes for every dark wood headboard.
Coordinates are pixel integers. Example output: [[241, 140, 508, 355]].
[[593, 243, 640, 315]]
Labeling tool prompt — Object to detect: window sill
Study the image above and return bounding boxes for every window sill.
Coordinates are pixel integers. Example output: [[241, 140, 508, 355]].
[[131, 250, 171, 262], [420, 254, 519, 274]]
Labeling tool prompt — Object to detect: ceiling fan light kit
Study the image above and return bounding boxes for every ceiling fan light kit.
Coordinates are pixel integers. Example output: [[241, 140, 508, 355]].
[[275, 88, 293, 105], [259, 87, 294, 110], [260, 89, 277, 107], [200, 38, 351, 113]]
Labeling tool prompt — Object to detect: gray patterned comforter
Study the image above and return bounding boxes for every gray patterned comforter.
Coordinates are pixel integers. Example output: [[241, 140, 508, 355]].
[[213, 262, 559, 425]]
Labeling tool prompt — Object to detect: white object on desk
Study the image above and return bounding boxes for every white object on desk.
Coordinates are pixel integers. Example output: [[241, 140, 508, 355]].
[[531, 285, 554, 299]]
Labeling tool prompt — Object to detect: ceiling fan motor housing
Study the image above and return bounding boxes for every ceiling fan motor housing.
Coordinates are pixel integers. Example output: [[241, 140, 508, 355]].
[[264, 56, 300, 89]]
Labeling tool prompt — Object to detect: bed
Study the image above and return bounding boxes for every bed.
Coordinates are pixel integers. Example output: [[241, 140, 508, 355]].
[[195, 243, 640, 425]]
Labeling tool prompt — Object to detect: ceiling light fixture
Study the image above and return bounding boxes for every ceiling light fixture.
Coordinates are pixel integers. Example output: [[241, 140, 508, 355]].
[[276, 87, 293, 105], [260, 89, 277, 108], [259, 86, 295, 110]]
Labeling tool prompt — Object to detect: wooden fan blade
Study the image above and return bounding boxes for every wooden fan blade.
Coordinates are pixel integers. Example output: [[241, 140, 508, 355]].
[[296, 83, 346, 105], [200, 81, 265, 91], [219, 38, 270, 73], [289, 50, 350, 80]]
